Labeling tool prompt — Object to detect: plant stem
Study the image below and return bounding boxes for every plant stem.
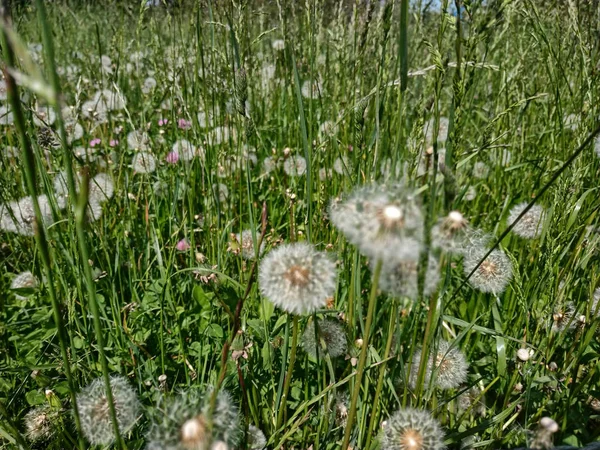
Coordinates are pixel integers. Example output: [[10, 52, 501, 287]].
[[341, 259, 382, 450], [276, 314, 300, 431], [0, 5, 85, 449]]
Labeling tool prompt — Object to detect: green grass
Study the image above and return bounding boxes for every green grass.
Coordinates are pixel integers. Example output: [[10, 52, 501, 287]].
[[1, 0, 600, 449]]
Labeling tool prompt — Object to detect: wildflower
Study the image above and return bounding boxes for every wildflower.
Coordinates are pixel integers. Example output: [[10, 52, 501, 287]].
[[159, 118, 169, 126], [379, 247, 440, 300], [24, 405, 58, 442], [431, 211, 473, 254], [463, 246, 512, 295], [301, 318, 347, 358], [176, 239, 191, 252], [507, 203, 546, 239], [283, 155, 307, 177], [90, 138, 101, 147], [409, 340, 468, 390], [142, 77, 157, 94], [247, 425, 267, 450], [172, 139, 196, 162], [10, 271, 37, 300], [89, 173, 115, 204], [329, 184, 424, 265], [146, 388, 242, 450], [258, 242, 337, 315], [77, 375, 140, 446], [232, 229, 265, 260], [381, 407, 446, 450], [166, 151, 179, 164], [132, 152, 157, 174], [110, 139, 119, 147], [37, 127, 60, 150], [178, 118, 192, 130]]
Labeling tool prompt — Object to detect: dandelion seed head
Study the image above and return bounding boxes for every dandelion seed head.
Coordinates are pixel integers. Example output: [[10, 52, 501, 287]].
[[259, 243, 337, 315], [247, 425, 266, 450], [77, 375, 140, 446], [472, 162, 489, 179], [381, 407, 446, 450], [233, 230, 265, 260], [457, 386, 486, 417], [463, 246, 512, 295], [283, 155, 307, 177], [32, 104, 56, 127], [10, 271, 37, 300], [594, 136, 600, 159], [410, 340, 468, 390], [24, 405, 57, 442], [508, 203, 546, 239], [329, 184, 424, 264], [424, 117, 449, 146], [301, 318, 347, 358], [432, 211, 471, 254], [172, 140, 196, 162], [379, 246, 440, 300], [272, 39, 285, 51], [89, 173, 114, 204], [552, 302, 577, 332], [127, 130, 151, 151], [132, 151, 157, 174]]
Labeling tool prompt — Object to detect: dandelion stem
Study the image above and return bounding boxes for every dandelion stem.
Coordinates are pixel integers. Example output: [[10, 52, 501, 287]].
[[342, 259, 382, 450], [276, 314, 300, 431], [365, 302, 397, 449]]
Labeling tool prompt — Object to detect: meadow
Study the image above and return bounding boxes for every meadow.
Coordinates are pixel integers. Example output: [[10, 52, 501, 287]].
[[1, 0, 600, 449]]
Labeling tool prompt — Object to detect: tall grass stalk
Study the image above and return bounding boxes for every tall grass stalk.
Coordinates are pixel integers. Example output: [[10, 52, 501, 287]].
[[341, 259, 382, 450], [0, 6, 86, 449]]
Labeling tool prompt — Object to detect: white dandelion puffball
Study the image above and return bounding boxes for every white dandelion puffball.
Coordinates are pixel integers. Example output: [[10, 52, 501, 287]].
[[89, 173, 115, 204], [301, 318, 347, 358], [301, 79, 323, 100], [198, 105, 219, 128], [283, 155, 307, 177], [77, 375, 140, 446], [507, 202, 546, 239], [0, 105, 14, 125], [132, 151, 157, 174], [382, 407, 446, 450], [379, 247, 441, 300], [94, 88, 126, 111], [463, 246, 513, 295], [272, 39, 285, 51], [409, 340, 468, 390], [172, 139, 196, 162], [32, 105, 56, 127], [259, 242, 337, 315], [142, 77, 157, 94], [10, 271, 38, 300], [329, 184, 424, 265], [594, 136, 600, 159], [127, 130, 151, 151], [234, 229, 265, 260], [424, 116, 450, 146]]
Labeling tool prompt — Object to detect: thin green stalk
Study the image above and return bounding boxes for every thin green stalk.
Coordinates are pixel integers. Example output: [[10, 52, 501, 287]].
[[341, 259, 382, 450], [365, 302, 397, 449], [0, 8, 85, 450], [74, 177, 124, 450], [276, 314, 300, 431]]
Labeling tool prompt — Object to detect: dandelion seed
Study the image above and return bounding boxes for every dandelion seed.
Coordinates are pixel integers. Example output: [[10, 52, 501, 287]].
[[172, 139, 196, 162], [259, 242, 337, 315], [409, 340, 468, 390], [463, 246, 512, 295], [77, 375, 140, 446], [233, 229, 265, 260], [283, 155, 307, 177], [301, 318, 347, 358], [247, 425, 267, 450], [507, 203, 546, 239], [10, 271, 38, 300], [24, 405, 58, 442], [132, 152, 157, 174], [381, 407, 446, 450], [329, 184, 424, 264], [146, 389, 242, 450]]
